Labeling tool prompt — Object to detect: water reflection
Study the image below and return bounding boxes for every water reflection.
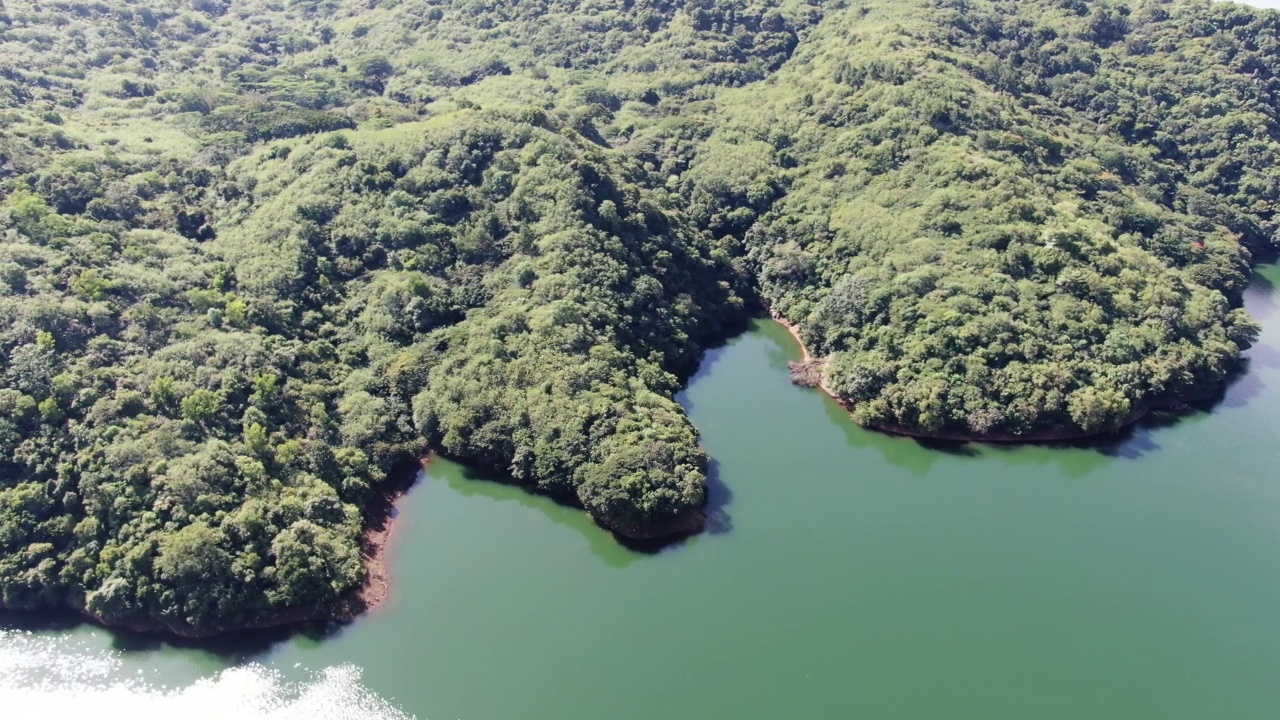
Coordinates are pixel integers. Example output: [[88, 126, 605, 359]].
[[675, 341, 742, 416], [1243, 259, 1277, 321], [702, 460, 734, 536], [432, 461, 645, 569]]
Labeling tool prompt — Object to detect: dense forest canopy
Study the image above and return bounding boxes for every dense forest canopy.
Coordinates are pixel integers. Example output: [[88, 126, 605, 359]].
[[0, 0, 1277, 633]]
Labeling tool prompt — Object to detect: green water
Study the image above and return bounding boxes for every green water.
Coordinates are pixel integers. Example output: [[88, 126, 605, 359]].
[[7, 265, 1280, 718]]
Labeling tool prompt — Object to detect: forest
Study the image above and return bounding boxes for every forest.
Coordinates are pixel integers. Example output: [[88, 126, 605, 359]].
[[0, 0, 1277, 633]]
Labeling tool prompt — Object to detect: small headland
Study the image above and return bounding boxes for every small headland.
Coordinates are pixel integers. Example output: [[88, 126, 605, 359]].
[[771, 313, 1220, 444]]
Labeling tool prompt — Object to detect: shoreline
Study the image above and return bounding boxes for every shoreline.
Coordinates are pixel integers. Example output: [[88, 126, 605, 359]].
[[599, 508, 707, 545], [339, 454, 425, 620], [768, 313, 1169, 444]]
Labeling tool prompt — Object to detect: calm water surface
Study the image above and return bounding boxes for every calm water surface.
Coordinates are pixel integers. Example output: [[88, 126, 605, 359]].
[[5, 264, 1280, 718]]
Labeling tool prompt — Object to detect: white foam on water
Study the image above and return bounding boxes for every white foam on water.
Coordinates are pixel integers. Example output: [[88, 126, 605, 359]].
[[0, 629, 413, 720]]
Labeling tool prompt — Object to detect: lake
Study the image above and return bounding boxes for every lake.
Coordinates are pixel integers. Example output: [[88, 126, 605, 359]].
[[5, 262, 1280, 719]]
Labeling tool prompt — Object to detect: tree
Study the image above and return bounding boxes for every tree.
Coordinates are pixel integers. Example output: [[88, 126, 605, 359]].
[[181, 390, 223, 426], [0, 0, 1275, 635], [354, 56, 394, 93]]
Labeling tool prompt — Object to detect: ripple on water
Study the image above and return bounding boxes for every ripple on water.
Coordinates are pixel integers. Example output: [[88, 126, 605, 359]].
[[0, 629, 411, 720]]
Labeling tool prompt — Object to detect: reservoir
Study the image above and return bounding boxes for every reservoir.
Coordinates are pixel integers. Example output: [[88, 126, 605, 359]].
[[5, 263, 1280, 718]]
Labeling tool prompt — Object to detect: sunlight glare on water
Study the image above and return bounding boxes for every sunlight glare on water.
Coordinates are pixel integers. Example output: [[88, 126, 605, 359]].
[[0, 629, 411, 720]]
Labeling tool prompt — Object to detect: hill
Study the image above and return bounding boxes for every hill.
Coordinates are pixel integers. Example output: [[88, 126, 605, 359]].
[[0, 0, 1276, 633]]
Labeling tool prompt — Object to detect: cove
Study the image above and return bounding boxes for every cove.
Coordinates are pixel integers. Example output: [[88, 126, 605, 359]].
[[6, 265, 1280, 718]]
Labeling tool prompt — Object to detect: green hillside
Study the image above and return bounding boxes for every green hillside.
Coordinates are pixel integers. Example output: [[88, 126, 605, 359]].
[[1, 0, 1277, 632]]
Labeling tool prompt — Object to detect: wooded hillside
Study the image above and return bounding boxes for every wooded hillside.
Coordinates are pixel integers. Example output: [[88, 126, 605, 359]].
[[1, 0, 1276, 632]]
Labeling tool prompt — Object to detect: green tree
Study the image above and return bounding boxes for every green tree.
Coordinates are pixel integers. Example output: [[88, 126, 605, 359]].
[[181, 390, 223, 426]]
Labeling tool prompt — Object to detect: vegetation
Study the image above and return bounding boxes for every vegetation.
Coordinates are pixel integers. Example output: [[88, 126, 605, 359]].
[[0, 0, 1277, 632], [706, 0, 1273, 436]]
